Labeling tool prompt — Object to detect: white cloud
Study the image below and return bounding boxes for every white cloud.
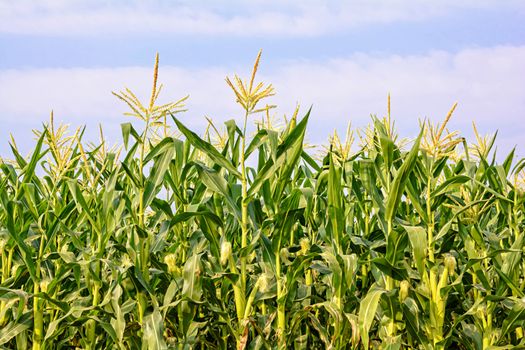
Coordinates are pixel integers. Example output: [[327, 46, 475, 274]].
[[0, 0, 523, 37], [1, 45, 524, 157]]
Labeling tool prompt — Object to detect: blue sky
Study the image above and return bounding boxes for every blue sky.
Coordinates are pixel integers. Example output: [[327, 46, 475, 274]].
[[1, 0, 524, 157]]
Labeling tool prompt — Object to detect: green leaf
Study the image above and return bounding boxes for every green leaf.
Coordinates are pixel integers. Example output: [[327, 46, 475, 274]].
[[403, 225, 427, 276], [192, 162, 240, 219], [143, 142, 175, 208], [501, 300, 525, 338], [0, 312, 32, 345], [170, 210, 222, 228], [67, 180, 99, 234], [5, 201, 37, 282], [301, 150, 321, 172], [327, 152, 344, 246], [162, 281, 179, 312], [359, 159, 386, 215], [182, 254, 203, 302], [261, 234, 277, 275], [248, 109, 310, 198], [371, 257, 409, 281], [22, 129, 47, 184], [379, 136, 395, 171], [142, 308, 167, 350], [121, 161, 141, 187], [121, 122, 141, 149], [143, 137, 175, 163], [385, 228, 408, 265], [245, 129, 269, 158], [385, 129, 423, 226], [358, 285, 385, 349], [401, 298, 426, 345], [431, 175, 470, 199], [173, 117, 241, 177]]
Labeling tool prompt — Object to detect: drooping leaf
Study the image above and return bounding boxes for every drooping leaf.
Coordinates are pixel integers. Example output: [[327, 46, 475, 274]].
[[173, 117, 241, 177], [358, 285, 385, 349]]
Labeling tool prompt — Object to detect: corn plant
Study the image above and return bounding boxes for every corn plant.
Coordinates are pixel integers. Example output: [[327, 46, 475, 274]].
[[1, 51, 525, 350]]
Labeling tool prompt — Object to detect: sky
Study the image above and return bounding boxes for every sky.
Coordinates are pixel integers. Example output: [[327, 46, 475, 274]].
[[1, 0, 525, 158]]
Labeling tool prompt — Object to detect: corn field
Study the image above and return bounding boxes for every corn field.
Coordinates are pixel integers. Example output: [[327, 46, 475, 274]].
[[1, 52, 525, 350]]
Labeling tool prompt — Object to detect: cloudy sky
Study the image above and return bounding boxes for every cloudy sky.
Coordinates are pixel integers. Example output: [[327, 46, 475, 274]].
[[1, 0, 524, 157]]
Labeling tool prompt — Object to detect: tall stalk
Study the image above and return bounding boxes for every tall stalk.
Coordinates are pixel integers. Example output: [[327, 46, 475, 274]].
[[225, 51, 275, 347], [239, 111, 249, 300], [33, 225, 46, 350]]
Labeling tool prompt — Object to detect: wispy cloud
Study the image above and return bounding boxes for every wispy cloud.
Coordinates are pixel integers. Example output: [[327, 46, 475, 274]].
[[1, 45, 524, 156], [1, 0, 523, 37]]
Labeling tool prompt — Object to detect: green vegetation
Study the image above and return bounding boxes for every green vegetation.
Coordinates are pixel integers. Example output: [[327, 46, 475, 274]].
[[1, 52, 525, 349]]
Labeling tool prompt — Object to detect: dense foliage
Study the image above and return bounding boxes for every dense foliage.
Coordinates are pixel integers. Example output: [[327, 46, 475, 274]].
[[1, 53, 525, 349]]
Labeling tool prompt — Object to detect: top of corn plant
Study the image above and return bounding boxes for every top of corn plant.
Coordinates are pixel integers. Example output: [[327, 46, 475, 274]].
[[226, 50, 276, 115], [420, 102, 462, 158], [113, 53, 188, 143]]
